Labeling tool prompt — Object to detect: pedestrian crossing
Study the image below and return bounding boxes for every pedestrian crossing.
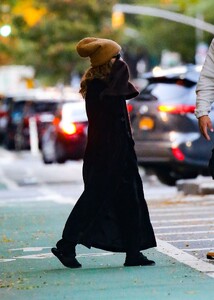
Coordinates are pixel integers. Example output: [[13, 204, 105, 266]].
[[1, 180, 214, 278], [149, 198, 214, 263], [147, 198, 214, 278]]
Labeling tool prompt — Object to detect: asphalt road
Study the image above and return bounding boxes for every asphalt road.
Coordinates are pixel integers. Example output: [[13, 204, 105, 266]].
[[0, 148, 214, 299]]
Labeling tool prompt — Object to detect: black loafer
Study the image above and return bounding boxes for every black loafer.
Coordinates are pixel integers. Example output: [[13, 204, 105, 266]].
[[51, 247, 82, 268], [124, 253, 155, 267]]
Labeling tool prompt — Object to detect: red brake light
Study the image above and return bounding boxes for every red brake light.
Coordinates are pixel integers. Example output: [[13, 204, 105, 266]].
[[60, 122, 84, 135], [60, 122, 77, 135], [158, 105, 195, 114], [127, 103, 133, 113], [0, 111, 7, 117], [172, 147, 185, 161]]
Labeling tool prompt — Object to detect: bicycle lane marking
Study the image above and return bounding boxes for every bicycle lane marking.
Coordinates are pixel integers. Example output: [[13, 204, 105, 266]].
[[0, 247, 115, 262], [1, 242, 214, 279]]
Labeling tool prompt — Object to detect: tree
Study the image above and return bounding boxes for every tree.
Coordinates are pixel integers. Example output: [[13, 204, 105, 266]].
[[10, 0, 120, 84], [1, 0, 214, 83], [117, 0, 214, 70]]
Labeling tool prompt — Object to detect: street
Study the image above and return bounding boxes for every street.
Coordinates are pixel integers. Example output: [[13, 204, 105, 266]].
[[0, 147, 214, 299]]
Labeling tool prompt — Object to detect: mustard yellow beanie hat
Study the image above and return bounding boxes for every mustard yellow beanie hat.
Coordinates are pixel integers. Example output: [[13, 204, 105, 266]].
[[76, 37, 121, 67]]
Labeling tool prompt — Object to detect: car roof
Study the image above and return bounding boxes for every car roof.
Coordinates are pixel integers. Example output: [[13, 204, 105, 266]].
[[142, 65, 202, 84]]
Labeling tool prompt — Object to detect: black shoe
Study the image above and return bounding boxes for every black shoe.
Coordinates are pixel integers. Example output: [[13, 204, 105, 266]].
[[51, 247, 82, 268], [124, 253, 155, 267]]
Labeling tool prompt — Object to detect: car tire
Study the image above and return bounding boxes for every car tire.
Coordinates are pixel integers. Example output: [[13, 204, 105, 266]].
[[55, 142, 66, 164], [42, 151, 53, 164], [155, 169, 198, 186], [156, 171, 177, 186], [4, 136, 15, 150], [41, 143, 54, 164]]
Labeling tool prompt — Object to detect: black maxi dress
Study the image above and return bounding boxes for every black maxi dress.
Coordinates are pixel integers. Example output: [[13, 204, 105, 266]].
[[59, 60, 156, 254]]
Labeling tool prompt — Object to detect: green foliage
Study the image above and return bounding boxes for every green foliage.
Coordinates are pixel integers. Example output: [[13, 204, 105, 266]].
[[1, 0, 214, 83], [118, 0, 214, 68]]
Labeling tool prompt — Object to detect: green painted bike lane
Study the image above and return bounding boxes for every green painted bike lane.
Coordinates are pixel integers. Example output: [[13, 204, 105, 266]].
[[0, 201, 214, 300]]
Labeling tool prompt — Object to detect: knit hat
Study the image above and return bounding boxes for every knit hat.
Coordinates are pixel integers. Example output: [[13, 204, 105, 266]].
[[76, 37, 121, 67]]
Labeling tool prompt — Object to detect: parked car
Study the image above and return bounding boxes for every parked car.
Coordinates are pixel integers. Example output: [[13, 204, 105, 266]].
[[0, 88, 83, 150], [41, 100, 88, 164], [129, 65, 214, 186], [0, 91, 59, 150], [0, 94, 13, 143]]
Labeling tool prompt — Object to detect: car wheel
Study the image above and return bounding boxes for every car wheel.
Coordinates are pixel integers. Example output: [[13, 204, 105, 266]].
[[41, 141, 54, 164], [4, 136, 15, 150], [42, 153, 53, 164], [155, 169, 198, 186], [55, 142, 66, 164], [156, 171, 177, 186], [14, 132, 23, 151]]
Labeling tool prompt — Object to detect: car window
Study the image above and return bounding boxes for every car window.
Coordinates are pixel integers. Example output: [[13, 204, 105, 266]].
[[12, 101, 25, 114], [11, 101, 26, 123], [62, 102, 87, 122], [34, 101, 58, 113], [138, 81, 196, 104], [152, 83, 190, 100]]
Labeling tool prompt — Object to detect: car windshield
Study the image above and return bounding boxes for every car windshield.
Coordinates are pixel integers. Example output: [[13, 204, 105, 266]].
[[61, 102, 87, 122]]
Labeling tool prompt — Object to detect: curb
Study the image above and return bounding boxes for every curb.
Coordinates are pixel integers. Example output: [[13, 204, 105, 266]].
[[177, 176, 214, 195]]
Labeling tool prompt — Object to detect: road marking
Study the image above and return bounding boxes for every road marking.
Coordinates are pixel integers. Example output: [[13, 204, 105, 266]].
[[152, 217, 214, 224], [0, 259, 16, 263], [154, 224, 214, 229], [182, 247, 214, 251], [151, 205, 214, 213], [14, 253, 53, 259], [0, 195, 77, 204], [156, 230, 214, 236], [0, 249, 115, 262], [151, 210, 214, 217], [167, 238, 214, 243], [2, 243, 214, 279], [10, 247, 51, 252], [156, 238, 214, 278]]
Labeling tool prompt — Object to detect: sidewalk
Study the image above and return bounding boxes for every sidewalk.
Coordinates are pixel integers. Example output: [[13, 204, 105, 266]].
[[1, 200, 214, 300]]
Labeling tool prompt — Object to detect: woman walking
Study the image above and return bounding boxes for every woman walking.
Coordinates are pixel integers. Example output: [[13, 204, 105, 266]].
[[52, 37, 156, 268]]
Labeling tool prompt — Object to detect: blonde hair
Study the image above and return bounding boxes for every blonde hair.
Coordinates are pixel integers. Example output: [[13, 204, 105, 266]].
[[79, 61, 113, 98]]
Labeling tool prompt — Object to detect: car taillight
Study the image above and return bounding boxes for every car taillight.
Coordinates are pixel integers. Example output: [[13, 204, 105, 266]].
[[158, 105, 195, 114], [127, 103, 133, 113], [60, 122, 77, 135], [23, 117, 29, 126], [53, 116, 60, 126], [0, 111, 7, 117], [60, 121, 84, 135], [172, 147, 185, 161]]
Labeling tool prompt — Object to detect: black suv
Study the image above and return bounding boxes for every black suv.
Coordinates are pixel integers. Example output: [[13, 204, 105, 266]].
[[129, 65, 214, 186]]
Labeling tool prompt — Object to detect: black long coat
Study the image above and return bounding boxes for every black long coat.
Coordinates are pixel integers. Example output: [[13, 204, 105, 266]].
[[62, 60, 156, 252]]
